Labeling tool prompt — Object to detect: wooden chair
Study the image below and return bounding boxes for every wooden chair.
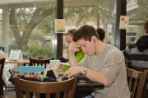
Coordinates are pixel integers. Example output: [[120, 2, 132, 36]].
[[0, 58, 5, 95], [14, 77, 77, 98], [127, 67, 148, 98], [29, 58, 50, 68]]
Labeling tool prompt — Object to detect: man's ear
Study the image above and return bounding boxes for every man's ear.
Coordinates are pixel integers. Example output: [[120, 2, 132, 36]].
[[91, 36, 96, 42]]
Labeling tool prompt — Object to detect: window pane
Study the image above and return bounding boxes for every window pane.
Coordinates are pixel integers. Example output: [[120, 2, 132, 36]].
[[63, 0, 116, 58], [0, 1, 56, 59], [127, 0, 147, 45]]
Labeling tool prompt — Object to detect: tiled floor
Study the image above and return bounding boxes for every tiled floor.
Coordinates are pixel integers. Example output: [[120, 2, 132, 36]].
[[0, 90, 16, 98]]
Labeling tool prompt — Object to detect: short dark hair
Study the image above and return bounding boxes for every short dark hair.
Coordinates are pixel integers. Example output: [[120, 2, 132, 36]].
[[96, 28, 105, 41], [144, 20, 148, 34], [73, 25, 98, 42]]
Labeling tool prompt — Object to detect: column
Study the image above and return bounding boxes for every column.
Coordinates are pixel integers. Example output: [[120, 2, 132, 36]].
[[2, 8, 9, 53]]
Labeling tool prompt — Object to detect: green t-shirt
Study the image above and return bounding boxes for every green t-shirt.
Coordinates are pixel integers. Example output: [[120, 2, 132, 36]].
[[75, 49, 84, 62]]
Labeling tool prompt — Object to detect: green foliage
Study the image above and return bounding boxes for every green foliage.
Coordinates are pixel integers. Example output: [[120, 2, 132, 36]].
[[64, 4, 113, 26], [128, 0, 148, 21], [9, 2, 115, 58], [27, 43, 52, 58], [38, 14, 55, 33]]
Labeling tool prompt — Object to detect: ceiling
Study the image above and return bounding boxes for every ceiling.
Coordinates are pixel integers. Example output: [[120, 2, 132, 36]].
[[0, 0, 53, 8], [0, 0, 112, 8]]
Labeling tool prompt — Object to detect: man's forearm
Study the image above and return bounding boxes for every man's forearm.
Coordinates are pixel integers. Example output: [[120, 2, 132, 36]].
[[83, 68, 109, 86], [68, 53, 78, 66]]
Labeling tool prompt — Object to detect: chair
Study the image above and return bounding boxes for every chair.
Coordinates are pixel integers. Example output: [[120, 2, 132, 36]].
[[127, 67, 148, 98], [29, 58, 50, 68], [0, 47, 4, 52], [58, 57, 68, 63], [0, 58, 5, 95], [14, 77, 77, 98]]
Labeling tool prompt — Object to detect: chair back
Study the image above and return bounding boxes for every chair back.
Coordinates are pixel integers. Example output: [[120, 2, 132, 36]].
[[0, 47, 4, 52], [127, 67, 148, 98], [14, 77, 77, 98], [0, 58, 5, 95], [29, 58, 50, 68]]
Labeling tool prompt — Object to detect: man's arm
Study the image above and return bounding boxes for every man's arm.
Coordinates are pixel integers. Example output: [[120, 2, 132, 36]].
[[67, 42, 108, 86], [68, 42, 79, 66], [85, 68, 109, 86], [64, 65, 109, 86]]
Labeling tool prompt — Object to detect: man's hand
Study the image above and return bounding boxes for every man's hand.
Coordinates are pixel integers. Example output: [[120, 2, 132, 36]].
[[64, 66, 84, 78], [68, 42, 80, 55]]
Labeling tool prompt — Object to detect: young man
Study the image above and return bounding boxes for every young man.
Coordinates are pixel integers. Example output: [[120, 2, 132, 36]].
[[65, 25, 130, 98]]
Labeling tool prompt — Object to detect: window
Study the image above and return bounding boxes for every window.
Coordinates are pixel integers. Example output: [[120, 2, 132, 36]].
[[0, 1, 57, 59], [127, 0, 148, 45], [63, 0, 116, 58]]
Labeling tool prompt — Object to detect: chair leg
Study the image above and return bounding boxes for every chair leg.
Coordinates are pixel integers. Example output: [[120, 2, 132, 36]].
[[0, 82, 3, 95], [0, 87, 3, 95]]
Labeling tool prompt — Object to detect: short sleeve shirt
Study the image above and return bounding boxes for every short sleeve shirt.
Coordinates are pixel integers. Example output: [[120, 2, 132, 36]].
[[81, 44, 130, 98]]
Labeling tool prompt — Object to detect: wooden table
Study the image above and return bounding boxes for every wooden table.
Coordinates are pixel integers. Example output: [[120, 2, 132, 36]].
[[77, 80, 104, 88], [9, 67, 103, 98], [75, 77, 104, 98]]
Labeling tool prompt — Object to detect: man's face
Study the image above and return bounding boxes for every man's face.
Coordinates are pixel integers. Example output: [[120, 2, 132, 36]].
[[76, 38, 96, 55], [65, 35, 73, 44]]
